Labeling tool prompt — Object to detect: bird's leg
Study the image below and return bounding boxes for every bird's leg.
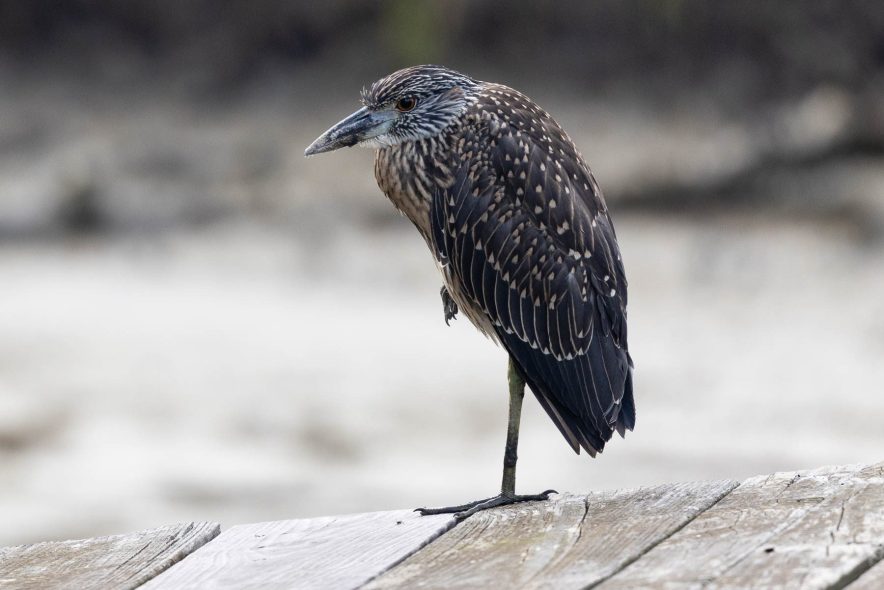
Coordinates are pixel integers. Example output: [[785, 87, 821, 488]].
[[416, 358, 556, 520], [440, 286, 458, 325], [501, 358, 524, 496]]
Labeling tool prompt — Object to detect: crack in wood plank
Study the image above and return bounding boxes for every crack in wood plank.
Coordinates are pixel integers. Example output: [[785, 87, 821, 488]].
[[113, 541, 151, 573], [5, 462, 883, 589], [596, 461, 884, 590], [573, 496, 590, 549], [364, 480, 738, 589]]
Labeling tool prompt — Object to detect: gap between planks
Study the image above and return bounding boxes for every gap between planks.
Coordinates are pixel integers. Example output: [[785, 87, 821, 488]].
[[364, 480, 738, 590], [592, 462, 884, 590], [139, 509, 457, 590], [0, 522, 220, 590], [4, 461, 883, 589], [365, 461, 884, 590]]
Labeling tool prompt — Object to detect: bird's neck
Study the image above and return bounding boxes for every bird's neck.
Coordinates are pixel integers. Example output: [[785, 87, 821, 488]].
[[374, 132, 457, 242]]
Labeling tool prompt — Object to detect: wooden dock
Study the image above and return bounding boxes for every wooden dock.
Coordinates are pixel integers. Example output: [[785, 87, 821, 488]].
[[2, 461, 883, 589]]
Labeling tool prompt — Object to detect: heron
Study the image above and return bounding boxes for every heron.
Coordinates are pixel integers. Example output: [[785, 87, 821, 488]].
[[305, 65, 634, 520]]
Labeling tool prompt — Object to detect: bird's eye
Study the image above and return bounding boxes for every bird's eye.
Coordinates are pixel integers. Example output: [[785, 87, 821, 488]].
[[395, 97, 417, 112]]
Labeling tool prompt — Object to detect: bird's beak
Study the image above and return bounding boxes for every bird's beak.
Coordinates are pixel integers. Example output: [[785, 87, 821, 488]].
[[304, 107, 391, 157]]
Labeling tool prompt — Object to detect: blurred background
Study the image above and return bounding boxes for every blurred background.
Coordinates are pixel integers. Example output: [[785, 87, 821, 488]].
[[1, 1, 883, 546]]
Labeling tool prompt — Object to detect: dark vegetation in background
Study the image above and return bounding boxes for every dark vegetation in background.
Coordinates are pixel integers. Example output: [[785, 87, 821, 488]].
[[1, 0, 881, 100], [0, 1, 882, 237]]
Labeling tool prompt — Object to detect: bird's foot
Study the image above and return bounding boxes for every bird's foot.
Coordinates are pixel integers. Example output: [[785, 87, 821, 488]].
[[440, 286, 458, 325], [416, 489, 556, 521]]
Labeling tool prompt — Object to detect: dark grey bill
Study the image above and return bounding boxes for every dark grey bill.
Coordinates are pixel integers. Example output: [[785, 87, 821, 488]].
[[305, 107, 387, 156]]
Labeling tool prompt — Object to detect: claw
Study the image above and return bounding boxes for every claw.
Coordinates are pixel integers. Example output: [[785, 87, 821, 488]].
[[440, 286, 458, 325]]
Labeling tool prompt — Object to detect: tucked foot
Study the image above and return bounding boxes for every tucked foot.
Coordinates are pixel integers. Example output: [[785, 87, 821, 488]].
[[416, 489, 556, 521], [440, 286, 458, 325]]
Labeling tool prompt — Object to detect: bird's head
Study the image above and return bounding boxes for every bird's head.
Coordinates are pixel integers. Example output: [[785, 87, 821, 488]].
[[305, 65, 479, 156]]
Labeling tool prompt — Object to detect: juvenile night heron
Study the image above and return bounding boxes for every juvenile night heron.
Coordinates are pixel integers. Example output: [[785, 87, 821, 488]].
[[306, 65, 634, 519]]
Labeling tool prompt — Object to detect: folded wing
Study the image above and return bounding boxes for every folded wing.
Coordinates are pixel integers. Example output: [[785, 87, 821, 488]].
[[430, 99, 634, 454]]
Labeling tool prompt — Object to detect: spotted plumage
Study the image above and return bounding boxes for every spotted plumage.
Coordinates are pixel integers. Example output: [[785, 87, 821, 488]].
[[307, 64, 634, 461]]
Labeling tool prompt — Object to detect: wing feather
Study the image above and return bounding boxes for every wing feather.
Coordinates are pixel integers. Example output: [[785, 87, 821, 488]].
[[429, 86, 634, 454]]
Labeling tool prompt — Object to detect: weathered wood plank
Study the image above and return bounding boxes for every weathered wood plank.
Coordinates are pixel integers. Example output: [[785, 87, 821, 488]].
[[139, 509, 454, 590], [596, 461, 884, 590], [0, 522, 219, 590], [365, 480, 738, 590]]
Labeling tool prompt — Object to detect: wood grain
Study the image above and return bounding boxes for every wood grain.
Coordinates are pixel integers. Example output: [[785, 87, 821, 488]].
[[0, 522, 219, 590], [5, 462, 882, 589], [365, 480, 738, 590], [139, 509, 455, 590], [597, 461, 884, 590]]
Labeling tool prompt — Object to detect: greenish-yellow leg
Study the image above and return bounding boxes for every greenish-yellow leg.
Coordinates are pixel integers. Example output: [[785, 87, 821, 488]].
[[501, 358, 524, 496]]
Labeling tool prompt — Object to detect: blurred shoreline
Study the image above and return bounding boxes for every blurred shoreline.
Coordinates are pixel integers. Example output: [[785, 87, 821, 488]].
[[2, 52, 883, 240]]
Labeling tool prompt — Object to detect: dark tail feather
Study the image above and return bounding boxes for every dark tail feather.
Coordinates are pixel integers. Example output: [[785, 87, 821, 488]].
[[497, 326, 632, 457], [507, 349, 605, 456], [615, 366, 636, 438]]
